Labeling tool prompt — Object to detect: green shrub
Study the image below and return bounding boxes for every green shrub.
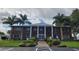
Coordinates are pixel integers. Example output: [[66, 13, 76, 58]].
[[44, 38, 47, 41], [19, 38, 37, 47], [53, 40, 61, 46], [52, 39, 60, 41], [45, 39, 53, 46], [48, 42, 53, 46], [59, 45, 67, 47], [45, 38, 61, 46], [19, 41, 36, 47], [19, 43, 26, 47], [46, 39, 52, 42]]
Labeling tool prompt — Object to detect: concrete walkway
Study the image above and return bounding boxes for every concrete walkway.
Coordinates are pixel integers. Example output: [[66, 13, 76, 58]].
[[36, 41, 49, 48]]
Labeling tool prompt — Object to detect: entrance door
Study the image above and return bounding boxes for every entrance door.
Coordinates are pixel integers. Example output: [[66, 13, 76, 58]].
[[39, 34, 44, 40], [38, 26, 44, 40]]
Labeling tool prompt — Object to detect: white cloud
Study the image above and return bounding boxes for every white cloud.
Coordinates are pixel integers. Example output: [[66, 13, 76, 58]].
[[0, 23, 10, 34], [0, 8, 74, 18]]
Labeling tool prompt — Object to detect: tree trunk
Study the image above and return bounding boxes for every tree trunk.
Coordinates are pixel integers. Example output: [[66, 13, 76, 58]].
[[9, 29, 11, 40], [60, 27, 63, 40], [71, 29, 77, 40]]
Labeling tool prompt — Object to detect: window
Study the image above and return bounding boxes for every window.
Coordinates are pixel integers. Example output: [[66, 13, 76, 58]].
[[26, 28, 30, 31], [34, 28, 37, 31], [14, 34, 19, 38], [39, 28, 44, 32], [40, 28, 43, 31]]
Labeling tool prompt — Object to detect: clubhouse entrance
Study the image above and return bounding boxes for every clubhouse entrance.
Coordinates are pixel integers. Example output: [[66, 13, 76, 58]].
[[38, 34, 44, 40], [38, 26, 45, 40]]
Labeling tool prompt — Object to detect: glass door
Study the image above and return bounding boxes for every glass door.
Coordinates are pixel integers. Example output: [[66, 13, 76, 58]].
[[38, 26, 44, 40], [39, 34, 44, 40]]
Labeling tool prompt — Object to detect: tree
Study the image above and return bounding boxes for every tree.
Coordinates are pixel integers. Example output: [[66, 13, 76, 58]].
[[53, 13, 73, 27], [53, 13, 65, 26], [2, 15, 17, 26], [16, 14, 31, 25], [70, 9, 79, 40], [2, 15, 17, 39], [0, 31, 5, 39], [53, 9, 79, 40], [0, 31, 5, 35], [53, 13, 66, 40], [62, 16, 71, 26], [16, 14, 31, 40]]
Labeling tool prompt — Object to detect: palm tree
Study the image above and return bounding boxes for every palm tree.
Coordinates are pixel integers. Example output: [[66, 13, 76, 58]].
[[16, 14, 31, 40], [17, 14, 31, 25], [53, 13, 65, 26], [2, 15, 17, 39], [2, 15, 16, 26], [53, 9, 79, 40], [53, 13, 66, 40]]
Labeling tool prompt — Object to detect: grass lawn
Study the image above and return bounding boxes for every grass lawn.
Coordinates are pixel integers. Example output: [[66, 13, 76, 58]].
[[0, 40, 23, 47], [0, 39, 37, 47], [0, 39, 79, 48], [46, 39, 79, 48], [60, 41, 79, 48]]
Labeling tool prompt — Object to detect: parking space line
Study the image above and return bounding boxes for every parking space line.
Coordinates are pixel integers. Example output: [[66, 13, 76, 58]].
[[3, 48, 14, 51], [73, 48, 79, 51], [48, 47, 52, 51], [36, 48, 38, 51], [0, 48, 3, 50]]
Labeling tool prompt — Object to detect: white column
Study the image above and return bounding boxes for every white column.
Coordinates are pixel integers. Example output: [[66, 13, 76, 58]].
[[51, 26, 53, 38], [44, 26, 46, 38], [37, 26, 39, 38], [30, 26, 32, 38]]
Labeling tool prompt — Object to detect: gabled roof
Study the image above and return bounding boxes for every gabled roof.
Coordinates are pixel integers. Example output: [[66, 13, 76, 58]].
[[32, 19, 52, 26]]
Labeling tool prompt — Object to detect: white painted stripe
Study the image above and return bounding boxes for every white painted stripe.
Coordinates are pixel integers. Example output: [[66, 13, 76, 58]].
[[36, 48, 38, 51], [3, 48, 14, 51], [48, 47, 52, 51], [73, 48, 79, 51], [0, 48, 3, 50]]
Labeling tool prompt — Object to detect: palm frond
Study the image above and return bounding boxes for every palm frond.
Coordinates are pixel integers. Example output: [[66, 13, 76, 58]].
[[12, 15, 16, 20]]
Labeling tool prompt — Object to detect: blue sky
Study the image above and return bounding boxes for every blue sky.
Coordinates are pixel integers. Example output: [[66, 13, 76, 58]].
[[0, 8, 74, 34]]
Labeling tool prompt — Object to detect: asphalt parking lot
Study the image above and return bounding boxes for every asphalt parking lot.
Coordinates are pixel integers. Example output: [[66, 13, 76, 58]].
[[0, 47, 79, 51]]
